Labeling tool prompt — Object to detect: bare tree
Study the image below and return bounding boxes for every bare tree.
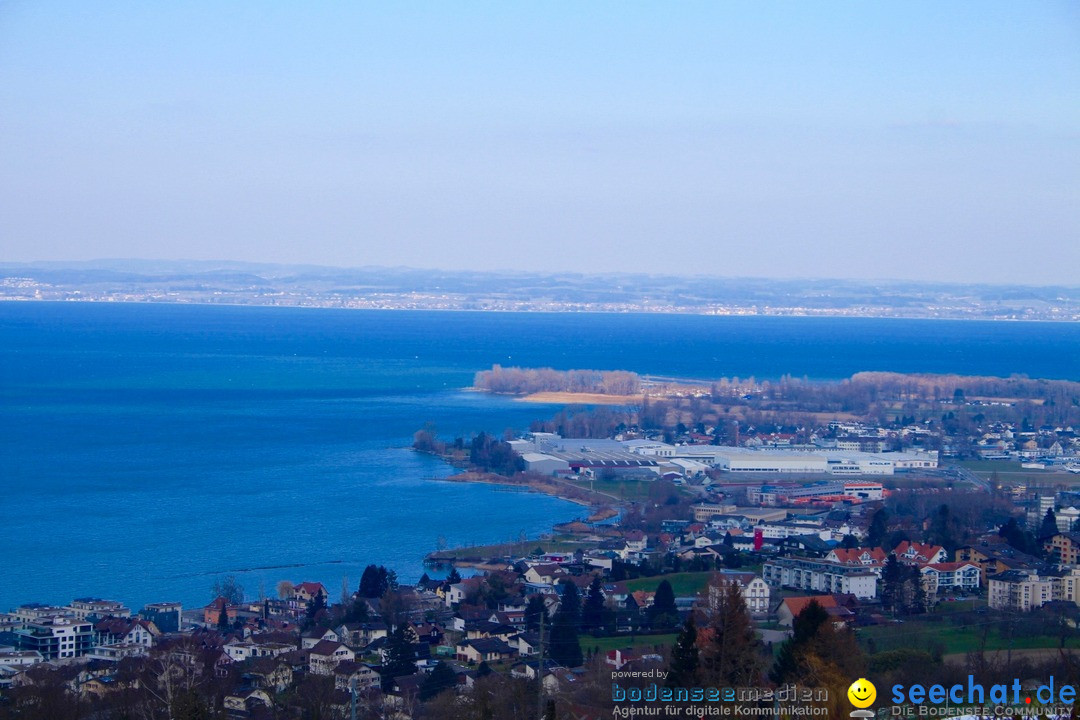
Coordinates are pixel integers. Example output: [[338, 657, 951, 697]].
[[277, 580, 295, 600]]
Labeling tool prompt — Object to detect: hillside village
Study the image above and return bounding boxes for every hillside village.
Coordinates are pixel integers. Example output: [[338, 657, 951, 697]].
[[6, 416, 1080, 718], [5, 368, 1080, 718]]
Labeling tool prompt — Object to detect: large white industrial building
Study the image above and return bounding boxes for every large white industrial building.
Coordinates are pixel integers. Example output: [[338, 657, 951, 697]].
[[514, 434, 937, 478]]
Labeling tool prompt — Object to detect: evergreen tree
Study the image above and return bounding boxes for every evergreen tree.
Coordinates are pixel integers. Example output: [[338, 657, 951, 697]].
[[771, 598, 864, 716], [999, 518, 1035, 555], [1040, 508, 1059, 540], [557, 580, 581, 627], [911, 565, 928, 614], [700, 580, 763, 687], [647, 580, 679, 630], [525, 594, 548, 634], [840, 534, 859, 549], [771, 599, 829, 684], [881, 555, 905, 615], [216, 601, 230, 632], [447, 567, 462, 585], [548, 581, 584, 667], [419, 661, 458, 701], [667, 617, 699, 688], [341, 595, 369, 624], [305, 591, 326, 623], [381, 625, 417, 689], [866, 508, 889, 547], [928, 504, 958, 552], [359, 565, 396, 598], [548, 613, 583, 668], [581, 577, 607, 634]]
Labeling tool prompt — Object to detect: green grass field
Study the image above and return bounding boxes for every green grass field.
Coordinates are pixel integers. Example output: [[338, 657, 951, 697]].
[[956, 459, 1077, 488], [567, 477, 667, 503], [931, 598, 984, 614], [580, 633, 679, 655], [958, 459, 1026, 472], [858, 619, 1072, 655], [625, 572, 714, 597]]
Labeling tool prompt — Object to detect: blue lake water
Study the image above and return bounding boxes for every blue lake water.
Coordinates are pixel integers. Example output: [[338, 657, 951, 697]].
[[1, 302, 1078, 612]]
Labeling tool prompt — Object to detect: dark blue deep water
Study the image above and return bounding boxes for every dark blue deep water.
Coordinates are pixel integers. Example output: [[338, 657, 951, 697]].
[[1, 302, 1078, 611]]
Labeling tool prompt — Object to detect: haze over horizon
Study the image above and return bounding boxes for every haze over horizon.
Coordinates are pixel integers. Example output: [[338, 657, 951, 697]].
[[2, 2, 1078, 285], [5, 256, 1080, 291]]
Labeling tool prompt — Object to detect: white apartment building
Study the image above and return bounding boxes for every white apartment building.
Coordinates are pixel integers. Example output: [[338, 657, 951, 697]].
[[763, 557, 878, 599]]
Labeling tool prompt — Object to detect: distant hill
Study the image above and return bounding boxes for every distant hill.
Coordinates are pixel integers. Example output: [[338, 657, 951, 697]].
[[1, 259, 1077, 320]]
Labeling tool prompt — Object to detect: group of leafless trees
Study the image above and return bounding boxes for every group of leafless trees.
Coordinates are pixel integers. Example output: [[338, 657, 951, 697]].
[[474, 365, 641, 396]]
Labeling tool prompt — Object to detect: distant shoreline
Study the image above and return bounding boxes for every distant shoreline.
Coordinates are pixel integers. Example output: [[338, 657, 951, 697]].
[[2, 295, 1077, 322]]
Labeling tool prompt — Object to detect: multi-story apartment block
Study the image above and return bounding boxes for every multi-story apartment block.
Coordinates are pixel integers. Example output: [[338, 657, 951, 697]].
[[986, 568, 1080, 612], [68, 598, 130, 620], [919, 562, 981, 596], [763, 557, 877, 599], [12, 616, 94, 660], [1045, 532, 1080, 566]]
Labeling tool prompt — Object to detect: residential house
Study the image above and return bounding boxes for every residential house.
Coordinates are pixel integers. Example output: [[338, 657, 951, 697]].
[[308, 641, 355, 675], [776, 595, 856, 628], [444, 577, 485, 607], [203, 598, 234, 626], [290, 582, 329, 613], [955, 542, 1042, 584], [93, 618, 158, 648], [333, 661, 380, 692], [301, 626, 341, 650], [893, 541, 948, 565], [777, 534, 834, 558], [335, 621, 388, 648], [523, 564, 566, 586], [708, 572, 771, 615], [455, 638, 516, 664], [824, 547, 887, 574], [241, 657, 293, 693], [223, 688, 272, 715]]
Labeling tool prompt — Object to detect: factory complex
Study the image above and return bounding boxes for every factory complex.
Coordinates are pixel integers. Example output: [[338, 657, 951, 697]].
[[510, 433, 938, 479]]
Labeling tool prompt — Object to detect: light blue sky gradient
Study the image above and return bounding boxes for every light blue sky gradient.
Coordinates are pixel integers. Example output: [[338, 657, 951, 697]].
[[1, 1, 1077, 283]]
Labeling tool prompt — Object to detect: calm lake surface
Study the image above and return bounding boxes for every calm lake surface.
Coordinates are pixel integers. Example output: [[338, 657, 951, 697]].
[[2, 302, 1078, 611]]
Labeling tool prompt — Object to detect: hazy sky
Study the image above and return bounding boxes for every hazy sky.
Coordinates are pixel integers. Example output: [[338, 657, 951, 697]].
[[2, 2, 1078, 283]]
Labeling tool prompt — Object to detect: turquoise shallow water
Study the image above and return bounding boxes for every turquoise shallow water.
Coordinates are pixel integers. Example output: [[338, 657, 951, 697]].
[[1, 302, 1078, 611]]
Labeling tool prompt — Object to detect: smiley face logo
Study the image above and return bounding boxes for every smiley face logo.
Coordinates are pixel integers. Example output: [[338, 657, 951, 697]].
[[847, 678, 877, 709]]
